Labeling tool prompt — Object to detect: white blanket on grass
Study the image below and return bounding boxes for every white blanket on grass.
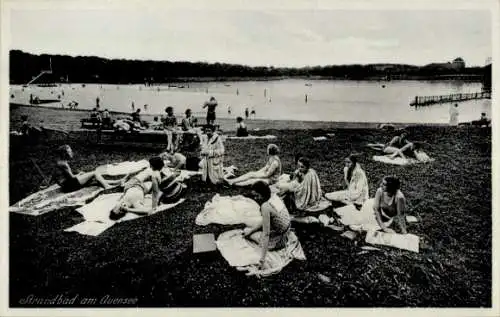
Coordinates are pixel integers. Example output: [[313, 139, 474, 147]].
[[195, 194, 261, 226], [97, 160, 150, 176], [9, 184, 104, 216], [224, 135, 277, 140], [216, 229, 306, 277], [373, 154, 434, 166], [335, 199, 420, 252], [64, 192, 185, 236]]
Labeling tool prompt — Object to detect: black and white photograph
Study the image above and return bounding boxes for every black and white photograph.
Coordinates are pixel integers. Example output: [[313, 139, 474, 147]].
[[1, 0, 497, 314]]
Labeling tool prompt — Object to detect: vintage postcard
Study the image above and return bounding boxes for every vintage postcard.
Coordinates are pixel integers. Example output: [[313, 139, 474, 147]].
[[1, 0, 498, 316]]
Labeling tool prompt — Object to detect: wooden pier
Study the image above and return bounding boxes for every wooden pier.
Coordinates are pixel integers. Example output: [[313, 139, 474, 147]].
[[410, 91, 491, 107]]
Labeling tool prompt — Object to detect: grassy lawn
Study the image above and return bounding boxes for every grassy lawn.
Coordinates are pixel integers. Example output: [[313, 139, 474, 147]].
[[8, 110, 491, 307]]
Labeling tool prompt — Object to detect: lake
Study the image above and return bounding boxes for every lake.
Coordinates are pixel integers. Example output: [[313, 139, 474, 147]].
[[9, 79, 491, 124]]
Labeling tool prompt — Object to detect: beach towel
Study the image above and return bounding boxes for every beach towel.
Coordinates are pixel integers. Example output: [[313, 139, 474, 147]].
[[365, 230, 420, 253], [97, 160, 149, 176], [225, 135, 277, 140], [335, 199, 393, 232], [313, 136, 328, 141], [9, 184, 104, 216], [64, 191, 185, 236], [216, 229, 306, 277], [195, 194, 261, 226], [292, 168, 327, 211], [373, 153, 434, 166]]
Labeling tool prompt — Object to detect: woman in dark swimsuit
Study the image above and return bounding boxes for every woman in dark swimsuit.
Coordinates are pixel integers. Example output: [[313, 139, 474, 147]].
[[55, 145, 119, 193]]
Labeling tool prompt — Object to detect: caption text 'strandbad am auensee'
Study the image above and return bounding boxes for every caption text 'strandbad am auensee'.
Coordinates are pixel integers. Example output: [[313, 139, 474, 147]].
[[19, 294, 138, 305]]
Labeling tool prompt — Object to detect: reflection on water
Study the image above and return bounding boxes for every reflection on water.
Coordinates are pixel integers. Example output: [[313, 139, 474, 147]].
[[10, 79, 490, 124]]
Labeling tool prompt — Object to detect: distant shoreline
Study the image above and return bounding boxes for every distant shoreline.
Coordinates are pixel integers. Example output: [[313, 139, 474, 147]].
[[10, 102, 450, 130], [9, 75, 484, 85]]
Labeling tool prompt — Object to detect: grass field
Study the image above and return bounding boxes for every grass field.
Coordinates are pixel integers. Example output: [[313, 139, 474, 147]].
[[8, 107, 491, 307]]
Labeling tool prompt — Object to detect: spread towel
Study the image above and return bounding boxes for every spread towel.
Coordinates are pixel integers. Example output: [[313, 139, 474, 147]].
[[335, 199, 394, 232], [195, 194, 261, 226], [313, 136, 327, 141], [224, 135, 277, 140], [64, 192, 185, 236], [216, 229, 306, 277], [365, 230, 420, 253], [97, 160, 149, 176], [10, 184, 103, 216], [373, 152, 434, 166]]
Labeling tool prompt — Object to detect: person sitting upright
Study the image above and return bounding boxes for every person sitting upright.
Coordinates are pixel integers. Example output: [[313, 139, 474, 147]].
[[242, 181, 292, 269], [181, 108, 198, 131], [325, 154, 369, 208], [54, 145, 121, 193], [373, 176, 408, 234], [236, 116, 249, 137], [276, 157, 323, 213], [227, 144, 282, 187]]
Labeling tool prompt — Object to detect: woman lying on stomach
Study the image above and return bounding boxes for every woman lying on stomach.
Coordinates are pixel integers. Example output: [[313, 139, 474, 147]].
[[243, 181, 291, 268], [54, 144, 121, 193], [373, 175, 407, 234]]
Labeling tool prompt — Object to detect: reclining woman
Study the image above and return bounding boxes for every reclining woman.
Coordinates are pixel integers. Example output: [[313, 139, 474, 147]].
[[369, 130, 415, 158], [325, 154, 369, 209], [372, 176, 407, 234], [109, 156, 186, 220], [226, 144, 282, 187], [243, 181, 292, 269], [276, 157, 323, 213], [54, 145, 121, 193]]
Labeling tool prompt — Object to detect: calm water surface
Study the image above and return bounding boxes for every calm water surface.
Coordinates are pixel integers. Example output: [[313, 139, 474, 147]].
[[10, 79, 491, 124]]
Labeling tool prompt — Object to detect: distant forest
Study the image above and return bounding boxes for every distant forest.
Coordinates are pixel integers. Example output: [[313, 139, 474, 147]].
[[9, 50, 491, 85]]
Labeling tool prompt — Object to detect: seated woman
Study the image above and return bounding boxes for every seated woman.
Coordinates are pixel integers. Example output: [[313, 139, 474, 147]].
[[325, 154, 369, 208], [243, 181, 292, 268], [54, 145, 121, 193], [181, 108, 198, 131], [160, 151, 187, 170], [373, 176, 407, 234], [277, 157, 323, 213], [226, 144, 282, 187], [236, 116, 249, 137], [109, 156, 186, 220]]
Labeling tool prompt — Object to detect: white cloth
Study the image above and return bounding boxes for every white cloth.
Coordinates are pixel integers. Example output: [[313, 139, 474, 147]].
[[373, 154, 434, 166], [64, 193, 185, 236], [224, 135, 277, 140], [195, 194, 261, 226], [335, 199, 393, 232], [216, 229, 306, 277], [97, 160, 149, 176], [365, 230, 420, 253], [9, 184, 103, 216]]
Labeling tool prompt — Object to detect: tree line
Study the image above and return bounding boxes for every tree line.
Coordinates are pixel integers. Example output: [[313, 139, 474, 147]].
[[9, 50, 489, 85]]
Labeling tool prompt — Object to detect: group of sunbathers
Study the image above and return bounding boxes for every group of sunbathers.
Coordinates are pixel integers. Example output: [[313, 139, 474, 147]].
[[48, 124, 421, 270], [52, 144, 189, 221]]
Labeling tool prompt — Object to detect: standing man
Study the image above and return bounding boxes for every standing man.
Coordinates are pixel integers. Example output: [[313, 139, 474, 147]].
[[203, 96, 218, 125]]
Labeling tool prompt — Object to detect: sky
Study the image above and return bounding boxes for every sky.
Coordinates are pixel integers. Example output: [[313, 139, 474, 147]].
[[6, 2, 493, 67]]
